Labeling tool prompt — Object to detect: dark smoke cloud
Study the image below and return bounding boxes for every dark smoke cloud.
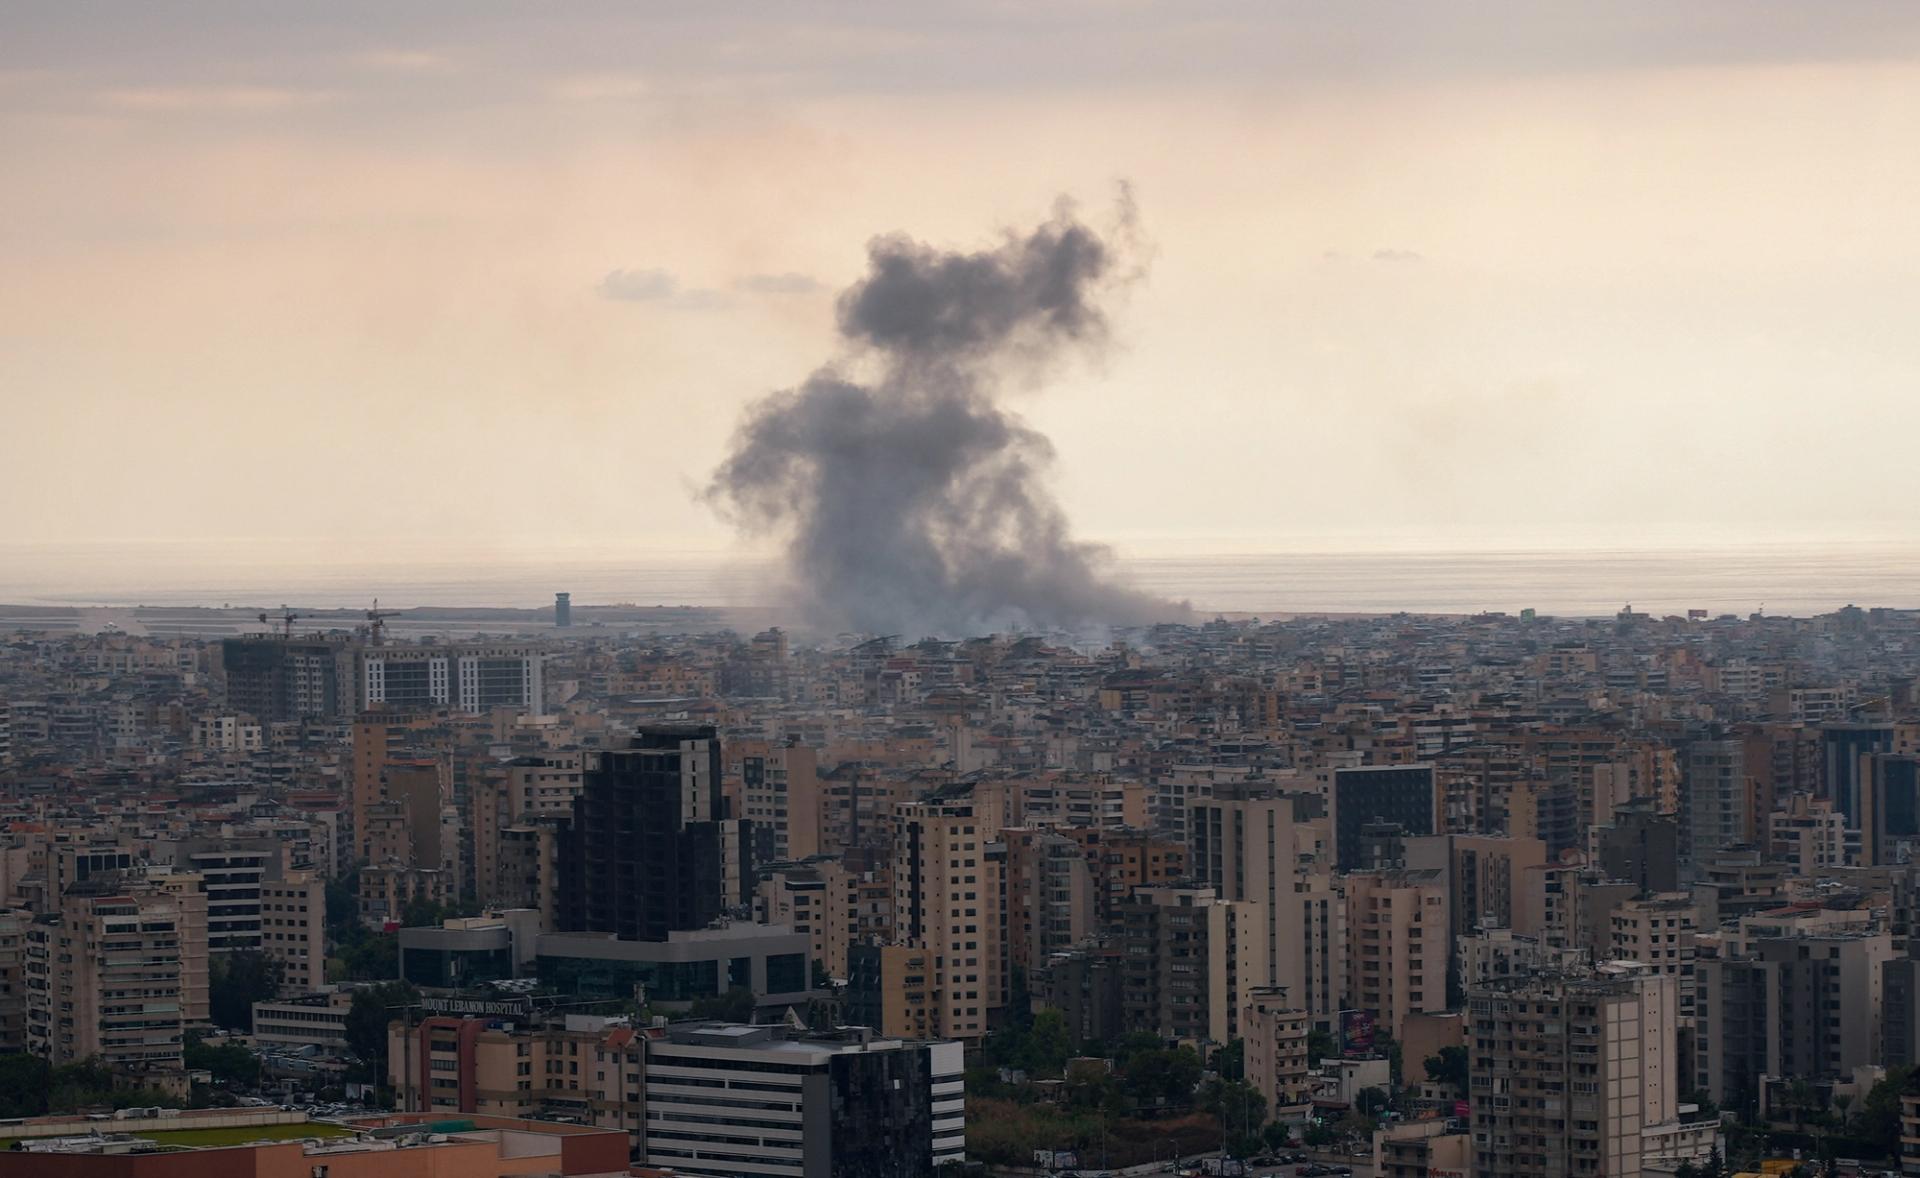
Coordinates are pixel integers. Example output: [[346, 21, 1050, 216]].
[[706, 196, 1187, 638]]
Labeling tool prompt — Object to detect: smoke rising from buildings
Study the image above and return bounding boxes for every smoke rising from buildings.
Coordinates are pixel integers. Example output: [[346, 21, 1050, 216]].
[[706, 197, 1187, 638]]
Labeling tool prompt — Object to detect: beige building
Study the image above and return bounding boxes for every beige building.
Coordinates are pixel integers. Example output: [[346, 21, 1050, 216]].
[[755, 857, 851, 979], [1191, 785, 1347, 1031], [731, 739, 823, 863], [388, 1013, 647, 1143], [890, 788, 1006, 1041], [26, 882, 208, 1085], [1607, 893, 1702, 1020], [1344, 868, 1449, 1040], [1002, 827, 1095, 975], [1242, 987, 1312, 1118], [848, 943, 938, 1041], [1468, 967, 1680, 1178]]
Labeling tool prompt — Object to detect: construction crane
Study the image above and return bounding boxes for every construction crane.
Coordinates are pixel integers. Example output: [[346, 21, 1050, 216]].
[[258, 606, 301, 638], [365, 598, 401, 646]]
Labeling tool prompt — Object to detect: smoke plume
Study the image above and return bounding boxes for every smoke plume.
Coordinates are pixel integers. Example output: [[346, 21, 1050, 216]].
[[706, 196, 1187, 638]]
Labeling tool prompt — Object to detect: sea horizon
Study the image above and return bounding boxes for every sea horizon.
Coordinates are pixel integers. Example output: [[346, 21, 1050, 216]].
[[3, 536, 1917, 620]]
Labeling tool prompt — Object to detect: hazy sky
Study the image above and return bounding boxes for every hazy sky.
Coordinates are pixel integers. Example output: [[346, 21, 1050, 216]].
[[8, 1, 1920, 561]]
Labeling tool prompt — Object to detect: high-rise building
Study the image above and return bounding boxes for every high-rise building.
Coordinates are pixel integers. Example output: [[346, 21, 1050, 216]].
[[733, 739, 822, 864], [1607, 893, 1702, 1020], [643, 1023, 964, 1178], [1343, 868, 1449, 1040], [1332, 765, 1438, 870], [1190, 785, 1345, 1028], [26, 881, 208, 1084], [756, 858, 851, 980], [1681, 738, 1749, 871], [360, 642, 544, 714], [553, 591, 571, 628], [1693, 923, 1891, 1106], [1468, 967, 1679, 1178], [155, 839, 325, 992], [1593, 798, 1681, 895], [218, 637, 353, 722], [1242, 987, 1312, 1118], [891, 785, 1007, 1041], [1002, 827, 1095, 976], [1823, 722, 1898, 825], [1864, 754, 1920, 866], [557, 727, 744, 943], [1117, 884, 1266, 1046]]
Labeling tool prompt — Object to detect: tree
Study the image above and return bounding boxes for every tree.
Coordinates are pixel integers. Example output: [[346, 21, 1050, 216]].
[[1023, 1010, 1073, 1077], [0, 1054, 51, 1118], [185, 1037, 262, 1090], [1214, 1039, 1245, 1082], [1202, 1078, 1269, 1158], [1307, 1028, 1337, 1067], [1857, 1065, 1913, 1155], [687, 987, 756, 1023], [1355, 1086, 1392, 1118], [1423, 1046, 1469, 1093], [209, 950, 283, 1031], [346, 981, 420, 1084], [338, 932, 399, 982], [1120, 1046, 1204, 1109]]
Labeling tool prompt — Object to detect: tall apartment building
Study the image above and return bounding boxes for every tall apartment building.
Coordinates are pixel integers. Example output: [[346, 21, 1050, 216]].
[[1770, 793, 1856, 873], [1607, 894, 1701, 1020], [218, 637, 354, 722], [644, 1023, 964, 1178], [1344, 868, 1449, 1040], [1468, 968, 1679, 1178], [1332, 765, 1439, 870], [1405, 833, 1548, 941], [360, 642, 543, 715], [1056, 826, 1186, 924], [1002, 827, 1095, 975], [891, 785, 1006, 1041], [1190, 785, 1346, 1031], [1864, 754, 1920, 866], [1681, 738, 1750, 871], [557, 727, 745, 944], [1693, 924, 1892, 1106], [732, 739, 822, 864], [349, 708, 443, 860], [755, 858, 850, 980], [26, 882, 208, 1084], [0, 909, 26, 1052], [1822, 723, 1898, 825], [1594, 798, 1681, 895], [155, 840, 325, 993], [1117, 885, 1266, 1046], [1242, 987, 1312, 1118]]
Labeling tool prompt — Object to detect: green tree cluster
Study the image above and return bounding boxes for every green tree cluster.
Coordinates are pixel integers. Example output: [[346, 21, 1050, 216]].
[[0, 1055, 178, 1116], [209, 950, 282, 1031]]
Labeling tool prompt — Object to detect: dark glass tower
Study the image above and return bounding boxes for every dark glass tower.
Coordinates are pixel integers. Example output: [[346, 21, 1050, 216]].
[[556, 725, 742, 941]]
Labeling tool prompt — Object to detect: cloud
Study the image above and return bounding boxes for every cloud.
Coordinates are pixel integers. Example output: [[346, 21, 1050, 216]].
[[550, 74, 651, 102], [734, 272, 824, 295], [598, 268, 679, 301], [597, 268, 733, 310], [96, 85, 333, 112], [353, 49, 455, 73], [1371, 248, 1425, 263]]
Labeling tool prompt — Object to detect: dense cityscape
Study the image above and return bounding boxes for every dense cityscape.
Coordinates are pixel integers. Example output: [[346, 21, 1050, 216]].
[[1, 600, 1919, 1176]]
